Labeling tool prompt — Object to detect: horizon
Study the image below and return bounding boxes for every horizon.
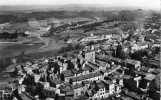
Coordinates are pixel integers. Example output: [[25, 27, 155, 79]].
[[0, 0, 160, 11]]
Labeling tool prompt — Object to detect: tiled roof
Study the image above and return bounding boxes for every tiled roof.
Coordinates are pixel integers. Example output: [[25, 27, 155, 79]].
[[144, 74, 156, 81], [125, 91, 142, 100], [82, 65, 91, 71], [61, 70, 74, 77], [66, 91, 74, 96], [102, 80, 113, 85], [77, 93, 89, 100], [98, 83, 105, 89], [61, 87, 73, 93], [86, 63, 98, 70], [44, 87, 57, 92], [82, 80, 90, 84], [50, 79, 62, 85], [19, 92, 33, 100], [71, 71, 102, 82], [126, 59, 140, 66], [71, 69, 80, 74], [71, 83, 83, 89]]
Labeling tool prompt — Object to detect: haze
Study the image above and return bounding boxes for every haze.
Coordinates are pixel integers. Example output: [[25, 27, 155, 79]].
[[0, 0, 160, 10]]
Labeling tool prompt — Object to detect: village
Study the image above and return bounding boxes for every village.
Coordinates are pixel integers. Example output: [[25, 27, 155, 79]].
[[0, 19, 160, 100], [0, 4, 160, 100]]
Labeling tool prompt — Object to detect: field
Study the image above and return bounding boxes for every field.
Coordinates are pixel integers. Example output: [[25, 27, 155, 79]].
[[26, 43, 67, 54], [0, 43, 44, 58], [86, 28, 119, 35], [62, 30, 87, 40], [23, 36, 44, 44], [3, 22, 36, 31]]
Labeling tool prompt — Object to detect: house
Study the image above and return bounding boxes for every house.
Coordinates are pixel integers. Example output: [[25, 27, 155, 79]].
[[121, 74, 132, 87], [71, 69, 81, 77], [15, 75, 26, 84], [115, 84, 122, 93], [80, 64, 91, 75], [70, 71, 103, 85], [147, 59, 160, 68], [19, 92, 33, 100], [126, 59, 141, 70], [115, 76, 124, 87], [0, 84, 14, 100], [100, 69, 112, 77], [110, 57, 122, 65], [124, 91, 142, 100], [77, 93, 89, 100], [104, 76, 116, 84], [86, 62, 99, 72], [17, 85, 26, 94], [61, 70, 74, 83], [93, 83, 107, 99], [139, 43, 149, 50], [71, 83, 85, 96], [128, 76, 142, 93], [140, 74, 156, 90], [49, 78, 62, 88], [43, 87, 60, 98], [155, 73, 160, 90], [134, 70, 148, 78], [82, 81, 90, 90], [39, 82, 50, 89], [102, 80, 115, 95], [33, 74, 41, 83]]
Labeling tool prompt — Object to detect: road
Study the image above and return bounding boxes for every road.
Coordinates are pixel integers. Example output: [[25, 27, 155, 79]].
[[27, 30, 49, 48]]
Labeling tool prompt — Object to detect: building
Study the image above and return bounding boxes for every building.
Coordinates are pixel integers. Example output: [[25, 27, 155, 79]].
[[43, 87, 60, 98], [71, 83, 85, 96], [82, 51, 95, 62], [33, 74, 41, 83], [155, 73, 160, 90], [61, 70, 74, 83], [102, 80, 115, 95], [126, 59, 141, 70], [93, 83, 107, 99]]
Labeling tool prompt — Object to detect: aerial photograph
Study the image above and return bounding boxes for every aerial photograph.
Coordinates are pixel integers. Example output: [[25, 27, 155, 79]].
[[0, 0, 160, 100]]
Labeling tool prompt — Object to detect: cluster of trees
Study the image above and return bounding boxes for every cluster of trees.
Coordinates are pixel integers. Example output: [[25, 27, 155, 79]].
[[113, 41, 154, 61], [58, 43, 84, 53], [0, 31, 28, 40], [115, 44, 129, 59], [120, 22, 137, 31], [144, 13, 161, 30]]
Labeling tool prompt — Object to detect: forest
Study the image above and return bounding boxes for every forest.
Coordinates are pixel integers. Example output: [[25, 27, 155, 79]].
[[0, 10, 145, 24], [0, 31, 28, 40]]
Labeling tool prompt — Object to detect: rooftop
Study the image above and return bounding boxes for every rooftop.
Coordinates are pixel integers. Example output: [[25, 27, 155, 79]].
[[126, 59, 140, 66], [86, 62, 99, 70], [61, 70, 74, 77], [102, 80, 113, 85], [144, 74, 156, 81], [44, 87, 57, 92], [71, 83, 83, 89], [19, 92, 33, 100]]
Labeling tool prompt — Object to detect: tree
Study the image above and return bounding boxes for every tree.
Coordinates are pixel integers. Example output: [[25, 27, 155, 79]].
[[118, 10, 135, 21], [131, 51, 142, 61], [49, 25, 55, 35]]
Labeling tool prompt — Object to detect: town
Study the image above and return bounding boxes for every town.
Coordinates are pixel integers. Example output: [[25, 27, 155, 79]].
[[0, 2, 160, 100]]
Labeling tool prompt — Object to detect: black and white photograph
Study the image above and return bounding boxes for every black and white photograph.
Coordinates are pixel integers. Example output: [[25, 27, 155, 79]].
[[0, 0, 160, 100]]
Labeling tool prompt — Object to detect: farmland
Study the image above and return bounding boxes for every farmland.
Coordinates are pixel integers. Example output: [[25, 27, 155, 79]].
[[0, 43, 44, 58], [3, 22, 35, 31]]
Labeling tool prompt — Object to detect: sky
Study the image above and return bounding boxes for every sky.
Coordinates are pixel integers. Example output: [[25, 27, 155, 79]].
[[0, 0, 160, 10]]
